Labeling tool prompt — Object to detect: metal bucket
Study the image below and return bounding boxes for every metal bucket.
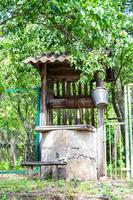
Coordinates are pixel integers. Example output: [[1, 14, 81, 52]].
[[91, 87, 108, 108]]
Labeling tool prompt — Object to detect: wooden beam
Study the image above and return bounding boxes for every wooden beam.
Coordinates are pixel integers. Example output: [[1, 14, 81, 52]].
[[48, 75, 80, 81], [47, 97, 94, 109], [48, 70, 80, 76], [35, 125, 96, 132]]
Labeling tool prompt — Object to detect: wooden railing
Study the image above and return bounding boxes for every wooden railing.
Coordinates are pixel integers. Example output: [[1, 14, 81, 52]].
[[46, 80, 95, 126]]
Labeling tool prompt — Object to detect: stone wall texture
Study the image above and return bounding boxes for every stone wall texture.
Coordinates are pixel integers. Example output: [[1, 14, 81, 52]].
[[40, 129, 97, 180]]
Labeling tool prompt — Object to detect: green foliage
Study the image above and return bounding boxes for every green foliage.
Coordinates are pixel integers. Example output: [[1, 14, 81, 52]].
[[0, 89, 37, 165], [0, 195, 8, 200], [0, 161, 10, 170], [76, 181, 97, 194], [98, 183, 120, 200], [0, 0, 133, 87], [0, 159, 23, 170]]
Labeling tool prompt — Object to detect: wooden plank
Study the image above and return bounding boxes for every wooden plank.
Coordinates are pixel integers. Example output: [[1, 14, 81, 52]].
[[47, 97, 94, 109], [21, 161, 67, 166], [35, 125, 95, 132]]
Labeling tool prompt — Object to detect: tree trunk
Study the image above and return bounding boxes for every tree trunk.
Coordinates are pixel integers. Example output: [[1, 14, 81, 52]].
[[112, 85, 125, 145], [10, 138, 17, 165]]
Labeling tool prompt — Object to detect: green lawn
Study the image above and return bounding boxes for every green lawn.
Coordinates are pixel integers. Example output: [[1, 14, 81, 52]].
[[0, 177, 133, 200]]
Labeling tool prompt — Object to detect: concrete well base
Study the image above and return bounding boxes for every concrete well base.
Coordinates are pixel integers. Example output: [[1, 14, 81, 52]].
[[40, 129, 97, 180]]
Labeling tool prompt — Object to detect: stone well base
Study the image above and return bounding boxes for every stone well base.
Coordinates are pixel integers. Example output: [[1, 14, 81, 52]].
[[40, 129, 97, 180]]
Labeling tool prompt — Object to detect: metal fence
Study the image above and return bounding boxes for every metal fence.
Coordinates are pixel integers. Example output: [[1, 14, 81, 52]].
[[124, 84, 133, 179], [105, 121, 126, 179], [105, 84, 133, 180], [0, 88, 40, 169]]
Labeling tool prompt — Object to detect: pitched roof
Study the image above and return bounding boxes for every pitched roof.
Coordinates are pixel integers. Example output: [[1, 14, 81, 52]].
[[23, 53, 69, 65]]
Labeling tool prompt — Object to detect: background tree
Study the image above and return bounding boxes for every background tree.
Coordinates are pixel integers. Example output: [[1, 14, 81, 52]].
[[0, 0, 133, 144]]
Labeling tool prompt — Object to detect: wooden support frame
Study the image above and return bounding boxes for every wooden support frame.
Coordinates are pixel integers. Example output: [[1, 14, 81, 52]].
[[37, 61, 97, 127]]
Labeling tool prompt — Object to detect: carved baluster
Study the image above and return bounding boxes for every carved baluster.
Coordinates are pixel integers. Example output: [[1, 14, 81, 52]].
[[57, 109, 61, 125], [62, 81, 65, 97], [62, 109, 67, 125], [51, 109, 53, 125], [78, 82, 82, 96], [67, 82, 71, 96], [91, 108, 95, 126], [72, 82, 76, 96], [84, 82, 88, 96], [48, 109, 52, 125], [68, 109, 72, 125], [85, 108, 90, 124], [79, 108, 83, 124]]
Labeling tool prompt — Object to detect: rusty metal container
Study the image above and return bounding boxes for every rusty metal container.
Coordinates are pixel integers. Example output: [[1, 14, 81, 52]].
[[92, 87, 108, 108]]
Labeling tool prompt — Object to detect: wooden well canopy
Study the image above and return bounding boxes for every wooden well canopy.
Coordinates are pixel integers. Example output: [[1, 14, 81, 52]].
[[24, 53, 95, 126]]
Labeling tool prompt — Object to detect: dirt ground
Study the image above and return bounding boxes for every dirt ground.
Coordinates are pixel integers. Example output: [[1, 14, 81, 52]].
[[0, 175, 133, 200]]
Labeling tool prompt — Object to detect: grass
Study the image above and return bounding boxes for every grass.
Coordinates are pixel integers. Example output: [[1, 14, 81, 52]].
[[0, 178, 54, 193], [0, 177, 133, 200]]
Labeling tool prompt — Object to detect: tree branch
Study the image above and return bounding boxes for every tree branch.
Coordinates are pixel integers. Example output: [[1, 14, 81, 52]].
[[0, 13, 23, 25], [114, 49, 124, 85]]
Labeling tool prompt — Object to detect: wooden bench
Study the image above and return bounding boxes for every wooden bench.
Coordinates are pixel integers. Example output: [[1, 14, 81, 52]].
[[21, 161, 67, 179]]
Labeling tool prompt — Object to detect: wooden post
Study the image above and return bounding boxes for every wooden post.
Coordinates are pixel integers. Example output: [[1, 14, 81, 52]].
[[97, 107, 106, 178], [40, 64, 47, 176], [52, 165, 58, 180], [96, 79, 106, 179], [90, 80, 94, 126], [28, 165, 34, 180], [40, 64, 47, 126]]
